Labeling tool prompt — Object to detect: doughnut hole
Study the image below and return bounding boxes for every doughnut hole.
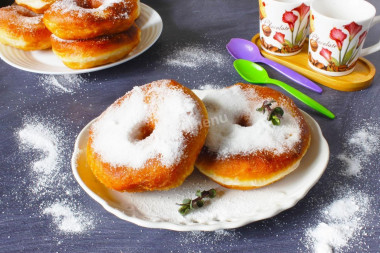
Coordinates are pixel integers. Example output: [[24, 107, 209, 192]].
[[18, 9, 36, 18], [130, 121, 155, 142], [64, 0, 108, 10], [236, 114, 252, 127], [85, 0, 106, 9], [89, 0, 102, 8], [70, 0, 106, 9]]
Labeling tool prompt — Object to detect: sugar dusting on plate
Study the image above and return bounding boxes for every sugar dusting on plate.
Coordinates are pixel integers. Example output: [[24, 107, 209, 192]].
[[18, 117, 95, 234]]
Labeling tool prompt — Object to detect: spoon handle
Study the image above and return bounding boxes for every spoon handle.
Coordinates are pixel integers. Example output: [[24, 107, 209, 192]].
[[269, 78, 335, 119], [260, 57, 323, 94]]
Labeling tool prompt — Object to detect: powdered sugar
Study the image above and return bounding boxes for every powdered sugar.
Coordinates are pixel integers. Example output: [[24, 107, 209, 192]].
[[118, 169, 292, 223], [193, 87, 302, 157], [348, 126, 379, 156], [91, 80, 202, 168], [18, 122, 60, 193], [337, 123, 379, 177], [37, 74, 86, 93], [197, 83, 223, 90], [22, 15, 42, 26], [179, 229, 241, 249], [43, 201, 94, 233], [17, 118, 95, 234], [165, 46, 228, 69], [50, 0, 130, 19], [337, 154, 362, 176], [305, 191, 370, 253]]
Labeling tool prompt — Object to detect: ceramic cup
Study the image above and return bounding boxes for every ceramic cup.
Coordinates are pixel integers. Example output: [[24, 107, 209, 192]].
[[308, 0, 380, 76], [259, 0, 311, 56]]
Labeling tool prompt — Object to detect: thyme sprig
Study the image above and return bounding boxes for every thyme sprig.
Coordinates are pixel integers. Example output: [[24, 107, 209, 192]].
[[177, 189, 217, 215], [257, 100, 284, 126]]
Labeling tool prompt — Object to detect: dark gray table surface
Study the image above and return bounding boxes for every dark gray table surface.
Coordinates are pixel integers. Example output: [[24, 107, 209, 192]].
[[1, 0, 379, 252]]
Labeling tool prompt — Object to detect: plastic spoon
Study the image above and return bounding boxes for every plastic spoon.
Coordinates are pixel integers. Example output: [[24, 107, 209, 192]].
[[227, 38, 323, 94], [234, 59, 335, 119]]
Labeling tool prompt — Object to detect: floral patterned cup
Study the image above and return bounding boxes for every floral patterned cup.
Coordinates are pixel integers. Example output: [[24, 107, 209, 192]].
[[308, 0, 380, 76], [259, 0, 311, 56]]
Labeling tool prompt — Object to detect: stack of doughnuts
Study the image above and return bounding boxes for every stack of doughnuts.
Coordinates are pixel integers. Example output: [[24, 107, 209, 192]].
[[87, 80, 311, 192], [44, 0, 141, 69], [0, 0, 141, 69]]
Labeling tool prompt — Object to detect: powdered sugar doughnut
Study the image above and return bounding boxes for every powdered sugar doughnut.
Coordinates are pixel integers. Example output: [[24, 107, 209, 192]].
[[51, 23, 140, 69], [87, 80, 209, 192], [194, 83, 311, 190], [0, 5, 51, 50], [43, 0, 140, 40], [15, 0, 57, 14]]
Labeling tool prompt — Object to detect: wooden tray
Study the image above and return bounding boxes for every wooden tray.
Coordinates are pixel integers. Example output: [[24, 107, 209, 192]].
[[251, 34, 376, 92]]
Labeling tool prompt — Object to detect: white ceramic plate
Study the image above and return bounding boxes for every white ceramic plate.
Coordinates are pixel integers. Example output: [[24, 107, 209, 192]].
[[0, 3, 162, 74], [71, 107, 329, 231]]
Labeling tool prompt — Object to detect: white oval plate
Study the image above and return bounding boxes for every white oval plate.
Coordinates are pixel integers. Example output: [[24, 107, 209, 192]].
[[71, 107, 329, 231], [0, 3, 162, 74]]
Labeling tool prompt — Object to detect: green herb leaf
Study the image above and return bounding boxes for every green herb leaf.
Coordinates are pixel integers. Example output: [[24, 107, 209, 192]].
[[257, 100, 276, 114], [268, 107, 284, 126], [271, 116, 281, 125], [209, 189, 216, 198], [273, 107, 284, 117], [177, 189, 217, 215], [196, 200, 204, 207], [258, 101, 284, 126], [179, 206, 190, 215]]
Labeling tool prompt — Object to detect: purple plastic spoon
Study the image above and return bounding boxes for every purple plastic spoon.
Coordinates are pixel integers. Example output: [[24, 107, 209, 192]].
[[226, 38, 323, 94]]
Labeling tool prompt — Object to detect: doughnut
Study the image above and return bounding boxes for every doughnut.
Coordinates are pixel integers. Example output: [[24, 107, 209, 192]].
[[0, 5, 51, 50], [194, 84, 311, 190], [51, 23, 140, 69], [87, 80, 209, 192], [43, 0, 140, 40], [15, 0, 57, 14]]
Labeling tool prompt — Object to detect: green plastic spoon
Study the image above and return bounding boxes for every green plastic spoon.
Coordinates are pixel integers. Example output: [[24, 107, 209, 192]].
[[234, 59, 335, 119]]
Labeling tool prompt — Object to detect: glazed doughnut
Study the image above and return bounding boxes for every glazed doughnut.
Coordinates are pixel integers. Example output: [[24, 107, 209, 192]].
[[43, 0, 140, 40], [0, 5, 51, 50], [87, 80, 209, 192], [15, 0, 57, 14], [51, 23, 140, 69], [194, 84, 311, 190]]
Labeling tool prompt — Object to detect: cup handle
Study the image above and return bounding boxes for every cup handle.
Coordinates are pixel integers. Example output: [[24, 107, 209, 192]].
[[361, 16, 380, 56]]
